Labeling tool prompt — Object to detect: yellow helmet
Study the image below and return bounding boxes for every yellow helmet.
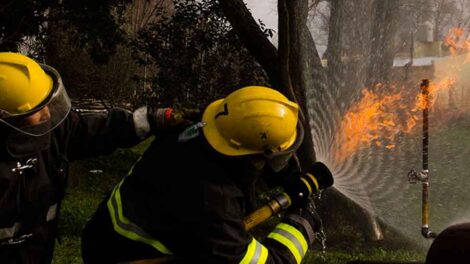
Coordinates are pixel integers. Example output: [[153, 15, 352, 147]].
[[0, 52, 53, 117], [202, 86, 300, 157]]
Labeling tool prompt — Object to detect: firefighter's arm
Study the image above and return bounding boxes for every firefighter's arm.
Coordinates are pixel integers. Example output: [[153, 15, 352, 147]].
[[242, 162, 333, 263], [198, 184, 316, 264], [63, 107, 193, 160], [261, 198, 321, 264], [203, 204, 318, 264], [62, 108, 143, 160]]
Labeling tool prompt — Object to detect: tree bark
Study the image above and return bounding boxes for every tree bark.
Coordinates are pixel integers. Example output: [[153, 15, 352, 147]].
[[325, 0, 344, 102], [219, 0, 280, 87], [367, 0, 399, 87], [284, 0, 327, 170]]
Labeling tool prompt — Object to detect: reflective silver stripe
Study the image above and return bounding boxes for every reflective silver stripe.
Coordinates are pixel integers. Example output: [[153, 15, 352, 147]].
[[249, 240, 262, 264], [286, 214, 315, 244], [46, 203, 58, 222], [271, 228, 306, 257], [239, 238, 268, 264], [0, 222, 21, 240]]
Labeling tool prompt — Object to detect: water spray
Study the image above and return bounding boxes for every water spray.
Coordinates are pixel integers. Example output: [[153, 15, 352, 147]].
[[408, 79, 438, 239]]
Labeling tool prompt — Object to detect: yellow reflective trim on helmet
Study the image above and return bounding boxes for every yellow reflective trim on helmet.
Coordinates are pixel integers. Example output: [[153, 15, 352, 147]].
[[267, 223, 308, 264], [239, 238, 268, 264]]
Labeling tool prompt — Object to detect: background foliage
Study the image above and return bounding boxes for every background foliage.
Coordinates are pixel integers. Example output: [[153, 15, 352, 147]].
[[1, 0, 268, 109]]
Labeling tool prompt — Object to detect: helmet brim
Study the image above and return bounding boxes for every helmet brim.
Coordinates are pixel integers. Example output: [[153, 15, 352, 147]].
[[264, 122, 304, 172]]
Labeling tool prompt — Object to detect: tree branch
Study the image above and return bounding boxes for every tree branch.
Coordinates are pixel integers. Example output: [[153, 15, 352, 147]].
[[218, 0, 280, 87]]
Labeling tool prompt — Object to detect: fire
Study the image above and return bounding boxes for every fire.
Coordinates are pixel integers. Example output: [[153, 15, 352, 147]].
[[334, 86, 417, 161], [334, 78, 458, 162], [444, 27, 470, 61], [412, 78, 456, 112], [333, 27, 468, 163]]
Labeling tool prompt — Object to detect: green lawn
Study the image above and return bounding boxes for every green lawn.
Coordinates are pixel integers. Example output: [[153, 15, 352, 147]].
[[52, 136, 428, 264], [52, 137, 150, 264]]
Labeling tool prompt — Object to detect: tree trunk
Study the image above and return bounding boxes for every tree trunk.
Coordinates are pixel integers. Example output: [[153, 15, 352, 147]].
[[325, 0, 344, 102], [283, 0, 327, 170], [367, 0, 399, 87], [323, 0, 386, 242]]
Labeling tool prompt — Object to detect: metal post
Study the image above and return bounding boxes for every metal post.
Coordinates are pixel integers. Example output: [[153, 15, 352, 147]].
[[420, 79, 437, 239]]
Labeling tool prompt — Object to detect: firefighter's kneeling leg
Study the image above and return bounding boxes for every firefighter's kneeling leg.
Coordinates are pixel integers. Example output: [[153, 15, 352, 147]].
[[81, 200, 163, 263]]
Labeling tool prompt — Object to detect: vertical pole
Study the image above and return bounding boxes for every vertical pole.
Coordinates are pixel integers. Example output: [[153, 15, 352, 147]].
[[422, 79, 429, 174], [420, 79, 436, 238]]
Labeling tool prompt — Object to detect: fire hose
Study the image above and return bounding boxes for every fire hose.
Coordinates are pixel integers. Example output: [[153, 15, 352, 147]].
[[245, 161, 334, 230], [129, 162, 334, 264]]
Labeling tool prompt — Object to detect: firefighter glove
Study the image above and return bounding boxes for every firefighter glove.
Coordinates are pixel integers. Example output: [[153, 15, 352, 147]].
[[285, 197, 322, 245]]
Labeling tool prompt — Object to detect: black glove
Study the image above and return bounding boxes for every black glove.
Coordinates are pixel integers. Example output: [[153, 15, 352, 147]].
[[147, 107, 200, 132], [284, 197, 322, 245]]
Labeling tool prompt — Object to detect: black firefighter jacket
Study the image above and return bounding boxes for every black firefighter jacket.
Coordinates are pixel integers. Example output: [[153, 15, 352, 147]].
[[0, 65, 147, 264], [107, 126, 312, 264]]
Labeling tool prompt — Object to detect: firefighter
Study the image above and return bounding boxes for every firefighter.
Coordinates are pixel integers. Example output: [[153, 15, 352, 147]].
[[425, 222, 470, 263], [0, 52, 191, 264], [82, 86, 331, 263]]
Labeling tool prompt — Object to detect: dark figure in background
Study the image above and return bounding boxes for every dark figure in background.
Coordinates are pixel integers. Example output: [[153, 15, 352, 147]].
[[82, 86, 334, 263], [0, 52, 192, 263], [426, 222, 470, 264]]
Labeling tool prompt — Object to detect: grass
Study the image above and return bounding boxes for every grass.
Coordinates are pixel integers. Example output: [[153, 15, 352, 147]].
[[52, 137, 152, 264], [306, 248, 424, 264], [52, 135, 428, 264]]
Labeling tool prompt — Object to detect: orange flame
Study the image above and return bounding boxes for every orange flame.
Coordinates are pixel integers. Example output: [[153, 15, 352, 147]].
[[334, 78, 458, 162], [334, 87, 416, 161], [444, 27, 470, 62], [332, 28, 469, 163], [412, 78, 456, 112]]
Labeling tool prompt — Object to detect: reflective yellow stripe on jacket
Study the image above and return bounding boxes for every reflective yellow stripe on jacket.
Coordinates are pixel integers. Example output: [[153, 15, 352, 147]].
[[107, 177, 172, 255], [267, 223, 308, 264], [239, 238, 268, 264]]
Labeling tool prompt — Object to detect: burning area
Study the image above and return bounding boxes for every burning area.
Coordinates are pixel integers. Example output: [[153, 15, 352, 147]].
[[332, 28, 470, 163]]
